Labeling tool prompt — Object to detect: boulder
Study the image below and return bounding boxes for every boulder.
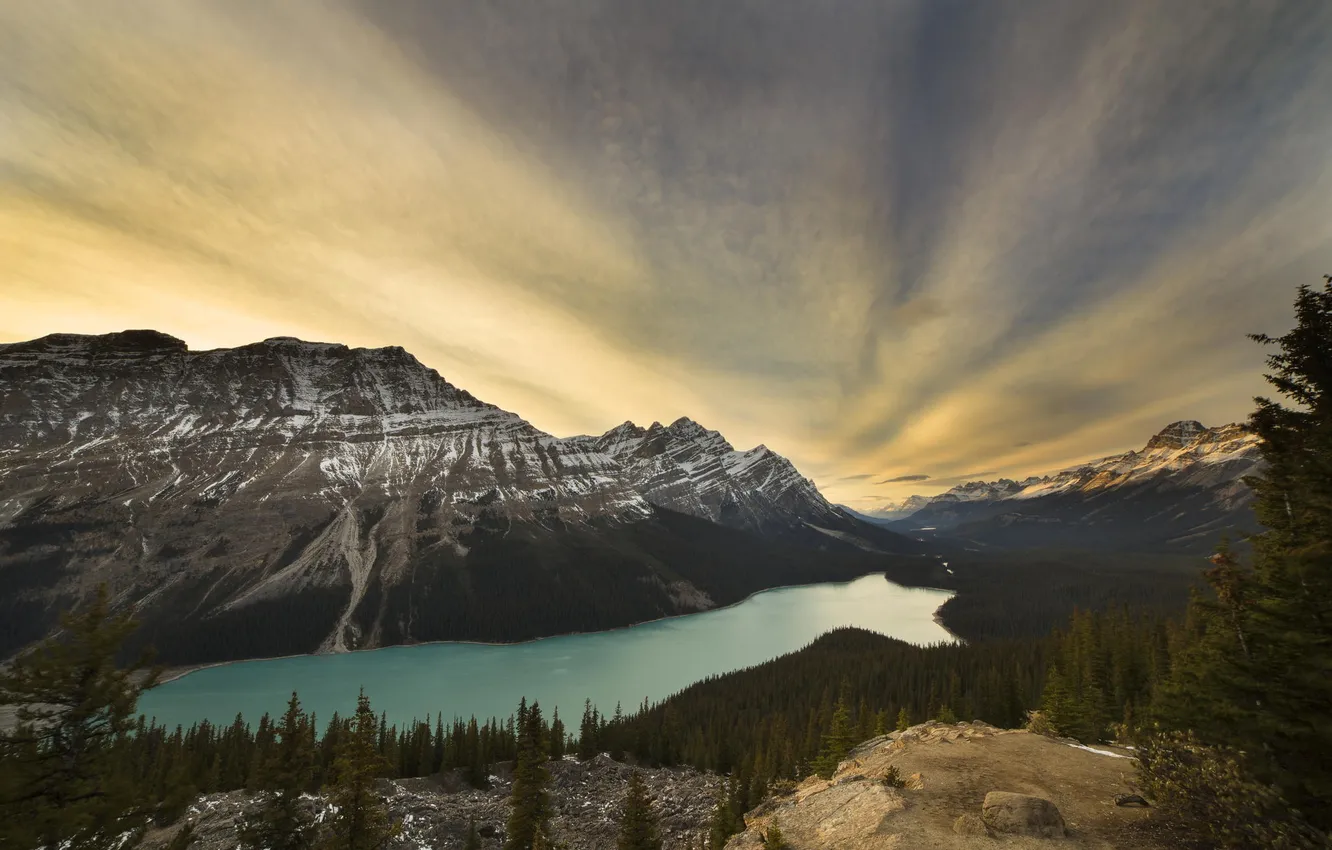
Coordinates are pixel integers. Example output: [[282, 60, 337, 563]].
[[981, 791, 1067, 838]]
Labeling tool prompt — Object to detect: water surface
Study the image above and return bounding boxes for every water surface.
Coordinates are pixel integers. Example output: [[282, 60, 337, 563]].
[[139, 574, 953, 730]]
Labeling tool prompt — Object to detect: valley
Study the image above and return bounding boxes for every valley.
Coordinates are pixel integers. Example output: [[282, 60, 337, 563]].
[[0, 330, 1221, 674], [2, 7, 1327, 846]]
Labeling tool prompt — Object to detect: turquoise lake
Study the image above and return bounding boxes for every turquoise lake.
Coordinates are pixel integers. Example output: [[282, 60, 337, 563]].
[[138, 574, 954, 731]]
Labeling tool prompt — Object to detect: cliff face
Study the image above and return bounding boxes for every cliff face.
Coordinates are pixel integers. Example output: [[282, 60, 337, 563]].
[[0, 332, 913, 663], [726, 722, 1164, 849]]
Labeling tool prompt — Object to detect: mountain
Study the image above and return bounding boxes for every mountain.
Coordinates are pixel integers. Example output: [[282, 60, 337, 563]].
[[0, 331, 917, 664], [882, 421, 1263, 552], [845, 495, 934, 523]]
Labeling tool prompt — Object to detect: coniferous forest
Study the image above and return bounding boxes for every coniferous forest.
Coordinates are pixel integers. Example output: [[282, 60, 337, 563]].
[[2, 279, 1332, 849]]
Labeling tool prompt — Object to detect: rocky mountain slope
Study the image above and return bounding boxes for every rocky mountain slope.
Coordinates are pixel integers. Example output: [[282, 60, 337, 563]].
[[727, 721, 1163, 849], [0, 331, 916, 663], [873, 421, 1263, 553]]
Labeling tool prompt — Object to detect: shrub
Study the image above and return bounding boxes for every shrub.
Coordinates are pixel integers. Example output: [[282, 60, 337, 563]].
[[1024, 710, 1055, 737], [767, 779, 797, 797], [1136, 731, 1326, 850], [761, 825, 787, 850], [879, 765, 907, 789]]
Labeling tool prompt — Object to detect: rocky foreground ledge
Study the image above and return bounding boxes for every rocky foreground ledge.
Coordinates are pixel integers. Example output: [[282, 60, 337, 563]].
[[144, 723, 1164, 850], [727, 721, 1159, 850]]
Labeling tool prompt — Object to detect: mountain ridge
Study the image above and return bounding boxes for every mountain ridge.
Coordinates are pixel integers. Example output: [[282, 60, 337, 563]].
[[0, 330, 916, 664], [859, 420, 1262, 552]]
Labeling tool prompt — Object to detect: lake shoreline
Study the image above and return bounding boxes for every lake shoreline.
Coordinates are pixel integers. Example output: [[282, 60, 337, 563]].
[[156, 571, 955, 686]]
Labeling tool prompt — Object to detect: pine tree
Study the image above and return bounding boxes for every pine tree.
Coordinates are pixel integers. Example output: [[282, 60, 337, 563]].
[[1040, 667, 1086, 741], [895, 707, 911, 732], [705, 783, 742, 850], [319, 690, 397, 850], [505, 701, 552, 850], [872, 709, 889, 737], [1152, 277, 1332, 838], [0, 585, 161, 849], [616, 772, 662, 850], [465, 717, 487, 789], [549, 708, 566, 761], [810, 690, 854, 779], [243, 692, 315, 850], [578, 699, 599, 760]]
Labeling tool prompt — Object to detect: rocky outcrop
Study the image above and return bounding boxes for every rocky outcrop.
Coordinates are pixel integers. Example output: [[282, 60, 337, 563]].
[[724, 722, 1163, 849], [144, 755, 720, 850]]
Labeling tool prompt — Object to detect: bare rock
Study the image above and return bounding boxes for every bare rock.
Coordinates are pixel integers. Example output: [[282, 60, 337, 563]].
[[143, 757, 720, 850], [981, 791, 1067, 838], [953, 813, 992, 837]]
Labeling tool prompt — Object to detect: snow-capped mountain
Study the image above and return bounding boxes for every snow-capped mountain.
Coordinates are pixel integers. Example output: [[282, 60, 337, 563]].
[[571, 418, 846, 532], [847, 495, 933, 523], [884, 421, 1263, 552], [0, 331, 912, 663]]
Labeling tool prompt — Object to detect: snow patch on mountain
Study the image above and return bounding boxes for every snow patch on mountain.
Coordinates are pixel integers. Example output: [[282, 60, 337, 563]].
[[884, 421, 1261, 523]]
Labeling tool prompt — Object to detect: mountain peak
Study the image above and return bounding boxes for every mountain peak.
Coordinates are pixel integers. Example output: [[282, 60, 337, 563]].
[[0, 329, 188, 356], [1145, 420, 1208, 450]]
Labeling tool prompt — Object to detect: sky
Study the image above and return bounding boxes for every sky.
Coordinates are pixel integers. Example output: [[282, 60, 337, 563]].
[[3, 1, 1331, 508]]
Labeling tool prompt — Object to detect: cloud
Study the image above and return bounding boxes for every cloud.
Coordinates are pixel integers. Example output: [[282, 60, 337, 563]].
[[878, 474, 931, 484], [2, 0, 1330, 502]]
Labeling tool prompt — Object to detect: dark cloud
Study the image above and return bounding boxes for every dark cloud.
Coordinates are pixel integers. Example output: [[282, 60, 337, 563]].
[[837, 473, 876, 482], [878, 474, 931, 484]]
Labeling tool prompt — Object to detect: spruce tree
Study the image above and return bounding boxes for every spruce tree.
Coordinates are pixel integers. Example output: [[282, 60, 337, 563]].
[[243, 692, 316, 850], [577, 699, 599, 760], [894, 707, 911, 732], [505, 701, 552, 850], [616, 772, 662, 850], [705, 783, 742, 850], [1152, 277, 1332, 838], [465, 717, 487, 788], [319, 690, 397, 850], [0, 585, 161, 849], [810, 691, 854, 779], [873, 709, 889, 737], [549, 708, 566, 761], [1040, 668, 1088, 741]]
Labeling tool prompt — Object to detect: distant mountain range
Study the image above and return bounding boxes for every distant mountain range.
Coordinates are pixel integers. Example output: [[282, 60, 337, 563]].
[[844, 420, 1263, 553], [0, 331, 917, 664]]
